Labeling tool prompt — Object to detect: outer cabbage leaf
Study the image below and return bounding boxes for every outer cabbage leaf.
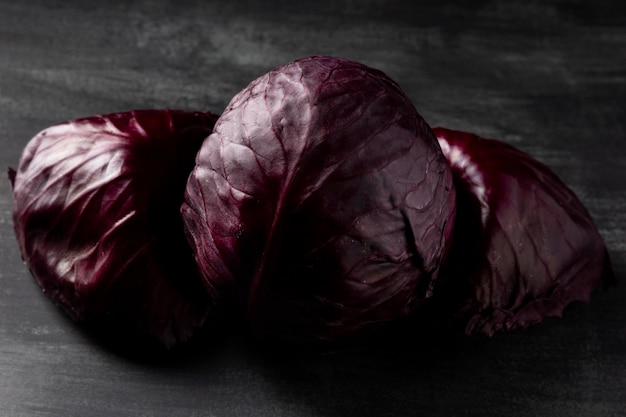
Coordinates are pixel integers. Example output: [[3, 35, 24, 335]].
[[431, 127, 615, 336], [182, 56, 455, 344], [10, 109, 218, 348]]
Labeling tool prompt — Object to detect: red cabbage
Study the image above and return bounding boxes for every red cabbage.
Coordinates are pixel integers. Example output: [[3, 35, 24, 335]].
[[182, 56, 456, 344], [10, 109, 218, 348], [431, 127, 615, 336], [10, 57, 615, 350]]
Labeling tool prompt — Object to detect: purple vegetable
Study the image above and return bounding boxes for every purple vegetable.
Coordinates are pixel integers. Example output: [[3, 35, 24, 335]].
[[430, 127, 615, 336], [10, 109, 218, 348], [182, 56, 456, 344]]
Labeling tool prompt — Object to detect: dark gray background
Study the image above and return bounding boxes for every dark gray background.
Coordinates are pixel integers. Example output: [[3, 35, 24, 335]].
[[1, 1, 624, 416]]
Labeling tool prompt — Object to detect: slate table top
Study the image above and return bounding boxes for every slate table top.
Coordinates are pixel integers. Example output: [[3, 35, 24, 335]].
[[1, 1, 624, 416]]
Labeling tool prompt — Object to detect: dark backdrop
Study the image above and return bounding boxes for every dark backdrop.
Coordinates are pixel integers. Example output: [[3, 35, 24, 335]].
[[1, 1, 624, 416]]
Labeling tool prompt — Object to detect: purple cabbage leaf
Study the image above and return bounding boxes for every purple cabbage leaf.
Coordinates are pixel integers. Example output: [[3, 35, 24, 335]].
[[10, 109, 218, 348], [429, 127, 615, 337]]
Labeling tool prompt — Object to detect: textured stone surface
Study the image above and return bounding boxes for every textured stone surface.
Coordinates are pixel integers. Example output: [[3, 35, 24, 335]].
[[1, 1, 624, 416]]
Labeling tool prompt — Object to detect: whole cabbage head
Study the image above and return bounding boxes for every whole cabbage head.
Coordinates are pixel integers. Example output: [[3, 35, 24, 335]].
[[182, 56, 456, 344]]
